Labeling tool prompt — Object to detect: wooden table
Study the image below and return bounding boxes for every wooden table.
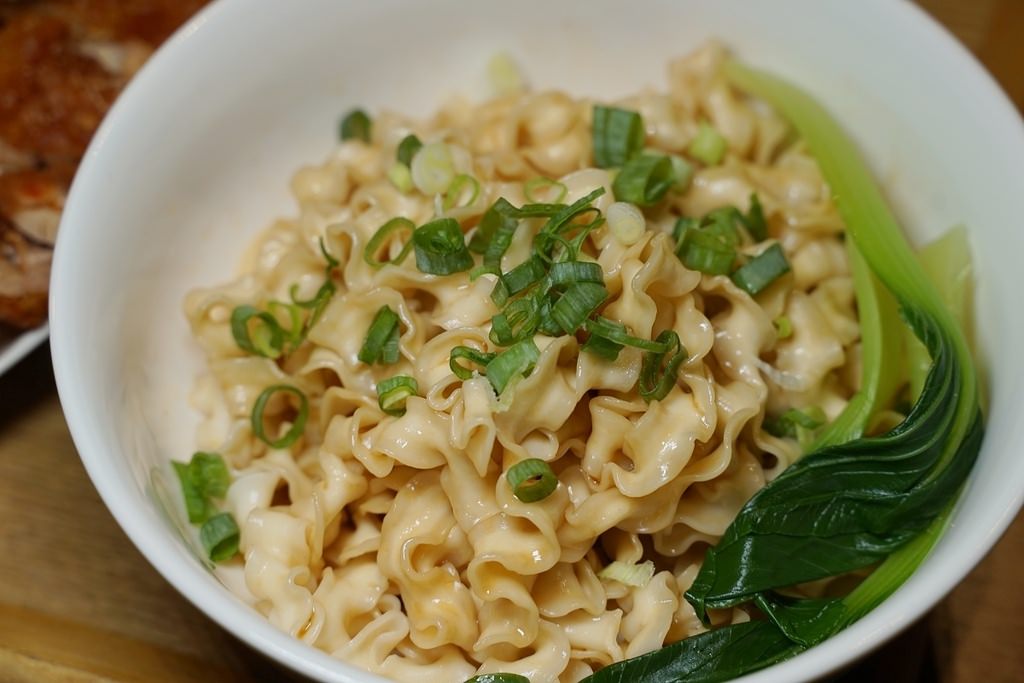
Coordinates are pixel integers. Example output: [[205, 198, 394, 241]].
[[2, 2, 1022, 681]]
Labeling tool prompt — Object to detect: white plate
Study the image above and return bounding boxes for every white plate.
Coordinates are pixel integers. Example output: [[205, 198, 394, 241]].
[[0, 324, 49, 376]]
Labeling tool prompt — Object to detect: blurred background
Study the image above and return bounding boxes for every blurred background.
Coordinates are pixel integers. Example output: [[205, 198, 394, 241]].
[[0, 0, 1021, 681]]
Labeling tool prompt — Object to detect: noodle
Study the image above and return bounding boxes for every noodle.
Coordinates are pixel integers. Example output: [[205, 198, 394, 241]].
[[181, 42, 860, 682]]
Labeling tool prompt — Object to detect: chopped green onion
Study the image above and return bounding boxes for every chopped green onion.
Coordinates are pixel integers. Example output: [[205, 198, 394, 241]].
[[494, 256, 547, 305], [396, 134, 423, 166], [584, 316, 675, 352], [469, 198, 518, 255], [581, 333, 623, 360], [319, 236, 340, 269], [606, 201, 647, 245], [172, 451, 230, 524], [380, 328, 400, 365], [672, 216, 700, 245], [442, 174, 481, 211], [410, 142, 455, 195], [230, 305, 285, 358], [506, 458, 557, 503], [535, 295, 562, 336], [676, 226, 737, 275], [612, 154, 675, 207], [267, 301, 304, 349], [702, 208, 743, 246], [412, 218, 474, 275], [547, 260, 604, 288], [688, 120, 728, 165], [339, 109, 371, 143], [551, 282, 607, 334], [485, 339, 540, 394], [449, 346, 497, 380], [599, 560, 656, 587], [376, 375, 418, 416], [251, 384, 309, 449], [387, 162, 413, 193], [533, 187, 606, 262], [524, 177, 568, 204], [669, 155, 694, 190], [731, 243, 791, 295], [774, 315, 793, 339], [742, 193, 768, 242], [763, 407, 826, 439], [199, 512, 240, 562], [358, 306, 401, 364], [364, 217, 415, 268], [638, 330, 687, 402], [490, 296, 540, 346], [592, 105, 645, 168]]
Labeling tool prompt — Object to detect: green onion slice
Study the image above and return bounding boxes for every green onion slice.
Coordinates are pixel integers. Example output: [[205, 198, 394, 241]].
[[449, 346, 497, 380], [598, 560, 656, 587], [592, 105, 645, 168], [442, 174, 481, 211], [464, 675, 530, 683], [339, 108, 371, 143], [743, 193, 768, 242], [506, 458, 558, 503], [376, 375, 419, 416], [493, 255, 547, 305], [485, 339, 540, 394], [412, 218, 474, 275], [172, 451, 230, 525], [731, 243, 791, 295], [396, 134, 423, 166], [638, 330, 687, 402], [612, 154, 675, 207], [581, 333, 624, 360], [524, 177, 568, 204], [267, 301, 304, 348], [551, 282, 607, 335], [251, 384, 309, 449], [584, 316, 674, 352], [688, 120, 728, 165], [199, 512, 240, 562], [230, 305, 285, 358], [678, 228, 737, 275], [358, 306, 401, 365], [547, 260, 604, 289], [387, 162, 413, 193], [490, 296, 540, 346], [364, 217, 415, 268]]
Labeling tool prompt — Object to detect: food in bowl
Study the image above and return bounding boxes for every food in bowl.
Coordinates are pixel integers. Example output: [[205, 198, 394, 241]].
[[175, 44, 981, 682]]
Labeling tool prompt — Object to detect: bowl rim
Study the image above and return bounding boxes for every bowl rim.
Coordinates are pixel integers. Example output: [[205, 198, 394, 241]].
[[50, 0, 1024, 681]]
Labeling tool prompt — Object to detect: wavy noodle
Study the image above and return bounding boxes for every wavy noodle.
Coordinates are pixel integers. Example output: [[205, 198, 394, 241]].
[[183, 42, 861, 681]]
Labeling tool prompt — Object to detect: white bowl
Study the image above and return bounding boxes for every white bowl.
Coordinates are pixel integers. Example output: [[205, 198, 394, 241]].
[[50, 0, 1024, 681]]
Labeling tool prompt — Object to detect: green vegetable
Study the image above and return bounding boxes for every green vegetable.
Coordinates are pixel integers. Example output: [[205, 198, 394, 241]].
[[612, 154, 675, 206], [443, 174, 481, 211], [485, 339, 540, 394], [358, 306, 401, 365], [550, 282, 608, 335], [464, 675, 530, 683], [743, 193, 768, 241], [580, 59, 982, 683], [489, 296, 540, 346], [592, 105, 645, 168], [230, 305, 285, 358], [449, 346, 497, 380], [598, 560, 655, 587], [364, 217, 415, 268], [637, 330, 686, 402], [687, 120, 728, 165], [730, 243, 791, 295], [396, 134, 423, 166], [199, 513, 240, 563], [339, 108, 371, 142], [251, 384, 309, 449], [173, 452, 230, 524], [376, 375, 418, 416], [413, 218, 474, 275], [506, 458, 557, 503], [763, 407, 826, 440]]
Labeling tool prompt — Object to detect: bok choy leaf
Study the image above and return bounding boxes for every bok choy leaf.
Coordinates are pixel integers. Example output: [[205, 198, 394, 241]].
[[584, 60, 983, 683]]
